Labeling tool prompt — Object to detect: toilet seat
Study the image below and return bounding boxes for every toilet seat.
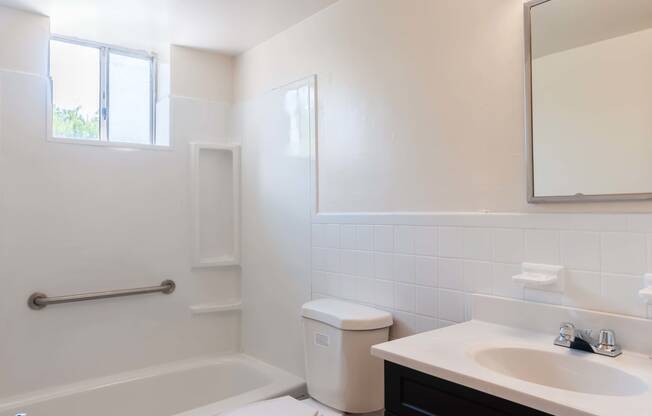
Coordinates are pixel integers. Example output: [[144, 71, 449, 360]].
[[221, 396, 319, 416]]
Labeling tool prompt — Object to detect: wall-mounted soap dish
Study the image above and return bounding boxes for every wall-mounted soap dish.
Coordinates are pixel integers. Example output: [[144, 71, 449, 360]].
[[639, 274, 652, 304], [512, 263, 565, 291]]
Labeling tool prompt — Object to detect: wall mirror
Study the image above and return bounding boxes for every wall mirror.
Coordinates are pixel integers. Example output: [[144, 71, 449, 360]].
[[525, 0, 652, 202]]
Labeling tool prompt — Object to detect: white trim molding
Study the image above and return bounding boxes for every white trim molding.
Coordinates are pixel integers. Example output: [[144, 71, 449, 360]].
[[312, 211, 652, 232]]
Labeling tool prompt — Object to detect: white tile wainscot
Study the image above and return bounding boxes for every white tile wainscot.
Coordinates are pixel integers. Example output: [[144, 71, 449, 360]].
[[311, 212, 652, 339]]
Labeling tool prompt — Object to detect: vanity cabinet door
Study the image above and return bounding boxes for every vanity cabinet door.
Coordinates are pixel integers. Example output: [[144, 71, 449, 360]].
[[384, 362, 551, 416]]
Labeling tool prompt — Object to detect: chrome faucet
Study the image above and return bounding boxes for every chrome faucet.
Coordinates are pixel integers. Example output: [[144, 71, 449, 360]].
[[554, 322, 621, 357]]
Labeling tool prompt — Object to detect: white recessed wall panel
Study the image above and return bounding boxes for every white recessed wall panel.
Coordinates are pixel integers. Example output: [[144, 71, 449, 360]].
[[200, 149, 234, 258], [191, 143, 240, 267]]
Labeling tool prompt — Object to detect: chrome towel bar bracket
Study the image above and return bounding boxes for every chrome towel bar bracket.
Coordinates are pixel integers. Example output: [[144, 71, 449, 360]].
[[28, 280, 176, 310]]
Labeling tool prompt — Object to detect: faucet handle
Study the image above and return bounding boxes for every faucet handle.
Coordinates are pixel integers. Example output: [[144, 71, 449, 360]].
[[596, 329, 621, 356], [598, 329, 616, 348], [557, 322, 576, 344]]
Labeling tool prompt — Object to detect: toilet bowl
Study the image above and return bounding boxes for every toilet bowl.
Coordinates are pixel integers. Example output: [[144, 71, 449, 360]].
[[224, 299, 393, 415]]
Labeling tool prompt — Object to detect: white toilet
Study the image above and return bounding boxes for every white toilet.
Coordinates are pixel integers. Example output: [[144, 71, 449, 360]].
[[224, 299, 393, 416]]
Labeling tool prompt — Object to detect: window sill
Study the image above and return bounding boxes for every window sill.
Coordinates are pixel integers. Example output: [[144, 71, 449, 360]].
[[48, 136, 172, 151]]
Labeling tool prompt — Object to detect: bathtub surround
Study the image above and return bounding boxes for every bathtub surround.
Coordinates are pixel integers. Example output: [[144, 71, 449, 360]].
[[0, 6, 240, 398], [238, 77, 315, 377]]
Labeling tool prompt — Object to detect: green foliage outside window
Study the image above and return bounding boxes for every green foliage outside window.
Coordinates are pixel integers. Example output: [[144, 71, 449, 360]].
[[53, 106, 99, 139]]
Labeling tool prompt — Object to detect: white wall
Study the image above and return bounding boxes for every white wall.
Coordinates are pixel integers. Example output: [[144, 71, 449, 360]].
[[235, 0, 652, 213], [0, 6, 49, 75], [232, 0, 652, 378], [532, 28, 652, 197], [0, 7, 239, 397], [172, 46, 233, 103]]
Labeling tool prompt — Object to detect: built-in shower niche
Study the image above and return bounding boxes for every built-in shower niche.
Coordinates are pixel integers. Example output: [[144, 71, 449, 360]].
[[190, 143, 240, 268]]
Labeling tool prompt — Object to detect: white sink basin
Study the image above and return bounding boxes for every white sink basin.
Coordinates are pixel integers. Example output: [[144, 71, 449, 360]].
[[473, 347, 647, 396]]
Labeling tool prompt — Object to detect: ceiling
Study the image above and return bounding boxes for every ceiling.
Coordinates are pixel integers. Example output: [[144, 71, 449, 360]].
[[531, 0, 652, 58], [0, 0, 338, 55]]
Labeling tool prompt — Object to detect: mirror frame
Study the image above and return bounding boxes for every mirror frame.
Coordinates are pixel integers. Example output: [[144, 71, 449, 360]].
[[524, 0, 652, 203]]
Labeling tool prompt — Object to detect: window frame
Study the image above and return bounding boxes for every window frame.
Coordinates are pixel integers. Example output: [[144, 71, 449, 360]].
[[49, 35, 159, 147]]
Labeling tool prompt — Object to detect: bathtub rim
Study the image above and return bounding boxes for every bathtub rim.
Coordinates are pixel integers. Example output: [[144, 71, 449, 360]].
[[0, 353, 306, 414]]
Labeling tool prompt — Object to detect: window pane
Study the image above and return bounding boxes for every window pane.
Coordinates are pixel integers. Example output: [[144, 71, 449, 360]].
[[50, 40, 100, 140], [108, 53, 152, 144]]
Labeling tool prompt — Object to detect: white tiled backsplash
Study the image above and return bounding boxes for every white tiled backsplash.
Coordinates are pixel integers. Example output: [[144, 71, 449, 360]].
[[311, 213, 652, 339]]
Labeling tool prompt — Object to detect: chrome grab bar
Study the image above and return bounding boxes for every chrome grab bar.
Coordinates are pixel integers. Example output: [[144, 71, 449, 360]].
[[28, 280, 176, 310]]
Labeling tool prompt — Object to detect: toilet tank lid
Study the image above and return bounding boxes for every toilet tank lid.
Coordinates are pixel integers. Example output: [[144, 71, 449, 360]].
[[302, 299, 393, 330]]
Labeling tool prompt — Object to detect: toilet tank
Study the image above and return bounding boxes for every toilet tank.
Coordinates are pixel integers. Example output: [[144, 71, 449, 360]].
[[301, 299, 393, 414]]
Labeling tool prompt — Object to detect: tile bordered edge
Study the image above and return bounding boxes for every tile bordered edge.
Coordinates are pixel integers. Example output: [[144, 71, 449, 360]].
[[312, 212, 644, 232]]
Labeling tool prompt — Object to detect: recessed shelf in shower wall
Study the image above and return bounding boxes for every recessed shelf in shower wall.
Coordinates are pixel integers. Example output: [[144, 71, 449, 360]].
[[189, 301, 242, 315], [190, 142, 241, 268]]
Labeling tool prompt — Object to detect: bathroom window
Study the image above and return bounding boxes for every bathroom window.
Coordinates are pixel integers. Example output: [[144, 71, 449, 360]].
[[49, 37, 158, 146]]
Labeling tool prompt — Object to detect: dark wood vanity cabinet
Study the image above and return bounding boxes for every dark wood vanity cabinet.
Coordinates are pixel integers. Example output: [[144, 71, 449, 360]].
[[384, 362, 552, 416]]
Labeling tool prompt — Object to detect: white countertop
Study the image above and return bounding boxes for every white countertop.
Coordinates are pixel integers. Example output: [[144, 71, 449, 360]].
[[371, 320, 652, 416]]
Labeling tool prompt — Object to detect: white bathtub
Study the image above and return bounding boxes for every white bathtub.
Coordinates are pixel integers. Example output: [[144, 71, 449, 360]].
[[0, 354, 306, 416]]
